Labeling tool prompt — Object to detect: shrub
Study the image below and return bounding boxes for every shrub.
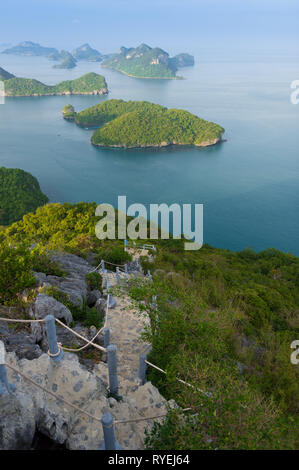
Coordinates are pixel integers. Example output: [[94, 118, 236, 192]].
[[86, 271, 102, 291]]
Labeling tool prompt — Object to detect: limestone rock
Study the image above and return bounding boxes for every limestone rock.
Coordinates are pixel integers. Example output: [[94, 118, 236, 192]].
[[34, 294, 73, 325], [0, 391, 36, 450]]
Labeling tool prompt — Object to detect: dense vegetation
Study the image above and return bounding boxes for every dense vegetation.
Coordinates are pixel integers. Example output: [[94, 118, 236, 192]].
[[69, 99, 224, 148], [3, 72, 107, 96], [127, 241, 299, 449], [102, 43, 194, 79], [0, 167, 48, 225], [0, 201, 298, 449]]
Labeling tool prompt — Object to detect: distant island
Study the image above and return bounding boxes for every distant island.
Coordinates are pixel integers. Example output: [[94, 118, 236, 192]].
[[0, 167, 48, 226], [72, 43, 104, 62], [63, 99, 224, 149], [2, 41, 59, 57], [0, 70, 108, 96], [2, 42, 107, 70], [101, 43, 194, 79], [53, 52, 77, 69]]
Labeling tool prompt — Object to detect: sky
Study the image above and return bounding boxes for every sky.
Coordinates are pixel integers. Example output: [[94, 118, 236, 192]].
[[1, 0, 299, 57]]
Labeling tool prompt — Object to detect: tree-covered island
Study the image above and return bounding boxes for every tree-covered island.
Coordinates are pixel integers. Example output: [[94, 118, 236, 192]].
[[101, 43, 194, 79], [1, 70, 108, 96], [63, 99, 224, 148]]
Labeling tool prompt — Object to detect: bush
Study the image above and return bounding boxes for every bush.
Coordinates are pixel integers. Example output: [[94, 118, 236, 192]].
[[94, 245, 132, 271], [86, 272, 102, 291], [0, 243, 36, 305]]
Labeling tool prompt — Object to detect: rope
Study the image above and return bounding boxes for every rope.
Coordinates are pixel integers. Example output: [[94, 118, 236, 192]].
[[4, 362, 192, 426], [114, 408, 192, 424], [5, 362, 103, 423], [47, 343, 63, 358], [145, 360, 207, 395], [55, 319, 106, 353], [0, 317, 45, 323]]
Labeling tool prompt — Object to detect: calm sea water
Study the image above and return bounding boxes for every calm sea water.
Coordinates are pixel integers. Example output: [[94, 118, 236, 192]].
[[0, 53, 298, 255]]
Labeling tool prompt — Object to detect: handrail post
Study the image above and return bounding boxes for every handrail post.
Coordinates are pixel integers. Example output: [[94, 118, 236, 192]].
[[100, 412, 122, 450], [0, 340, 16, 395], [103, 327, 110, 348], [45, 315, 63, 363], [107, 344, 119, 396]]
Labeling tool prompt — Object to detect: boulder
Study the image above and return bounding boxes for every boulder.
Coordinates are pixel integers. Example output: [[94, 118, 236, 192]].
[[6, 332, 42, 360], [34, 294, 73, 325], [86, 290, 102, 307]]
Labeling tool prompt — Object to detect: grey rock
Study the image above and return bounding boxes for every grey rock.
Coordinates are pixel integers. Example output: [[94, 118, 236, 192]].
[[86, 290, 102, 307], [34, 294, 73, 325], [0, 391, 36, 450], [33, 272, 47, 287], [6, 332, 42, 360]]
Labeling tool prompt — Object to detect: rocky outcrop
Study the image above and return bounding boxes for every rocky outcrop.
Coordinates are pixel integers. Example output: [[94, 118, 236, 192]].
[[1, 351, 171, 450], [34, 294, 73, 324]]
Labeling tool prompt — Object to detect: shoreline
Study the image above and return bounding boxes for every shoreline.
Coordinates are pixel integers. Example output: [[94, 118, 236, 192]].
[[4, 88, 108, 98], [92, 137, 225, 149]]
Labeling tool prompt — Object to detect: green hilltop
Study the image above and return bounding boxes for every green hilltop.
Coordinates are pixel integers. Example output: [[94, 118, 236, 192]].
[[65, 99, 224, 148], [101, 43, 194, 79], [0, 167, 48, 226], [1, 201, 298, 449], [2, 71, 108, 97]]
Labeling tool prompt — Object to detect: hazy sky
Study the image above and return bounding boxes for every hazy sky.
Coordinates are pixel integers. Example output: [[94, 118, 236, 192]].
[[1, 0, 299, 56]]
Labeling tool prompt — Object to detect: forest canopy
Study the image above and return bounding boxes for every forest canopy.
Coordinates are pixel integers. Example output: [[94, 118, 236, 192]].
[[0, 167, 48, 225]]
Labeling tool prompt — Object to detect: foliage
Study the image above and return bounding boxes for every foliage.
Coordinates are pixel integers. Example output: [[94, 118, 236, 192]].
[[86, 271, 102, 291], [0, 167, 48, 226], [94, 244, 132, 271], [73, 99, 224, 147], [0, 243, 36, 305], [42, 285, 103, 328], [4, 72, 107, 96], [3, 202, 99, 255], [127, 242, 299, 449], [102, 44, 184, 79]]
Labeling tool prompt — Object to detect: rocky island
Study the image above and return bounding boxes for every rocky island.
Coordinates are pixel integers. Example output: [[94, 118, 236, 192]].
[[101, 43, 194, 79], [0, 70, 108, 97], [63, 99, 224, 148]]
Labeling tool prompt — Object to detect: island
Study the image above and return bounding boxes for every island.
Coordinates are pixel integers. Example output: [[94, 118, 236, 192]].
[[2, 41, 59, 57], [64, 99, 224, 148], [53, 52, 77, 69], [2, 41, 106, 66], [1, 71, 108, 97], [72, 43, 104, 62], [101, 43, 194, 79], [0, 167, 48, 225]]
